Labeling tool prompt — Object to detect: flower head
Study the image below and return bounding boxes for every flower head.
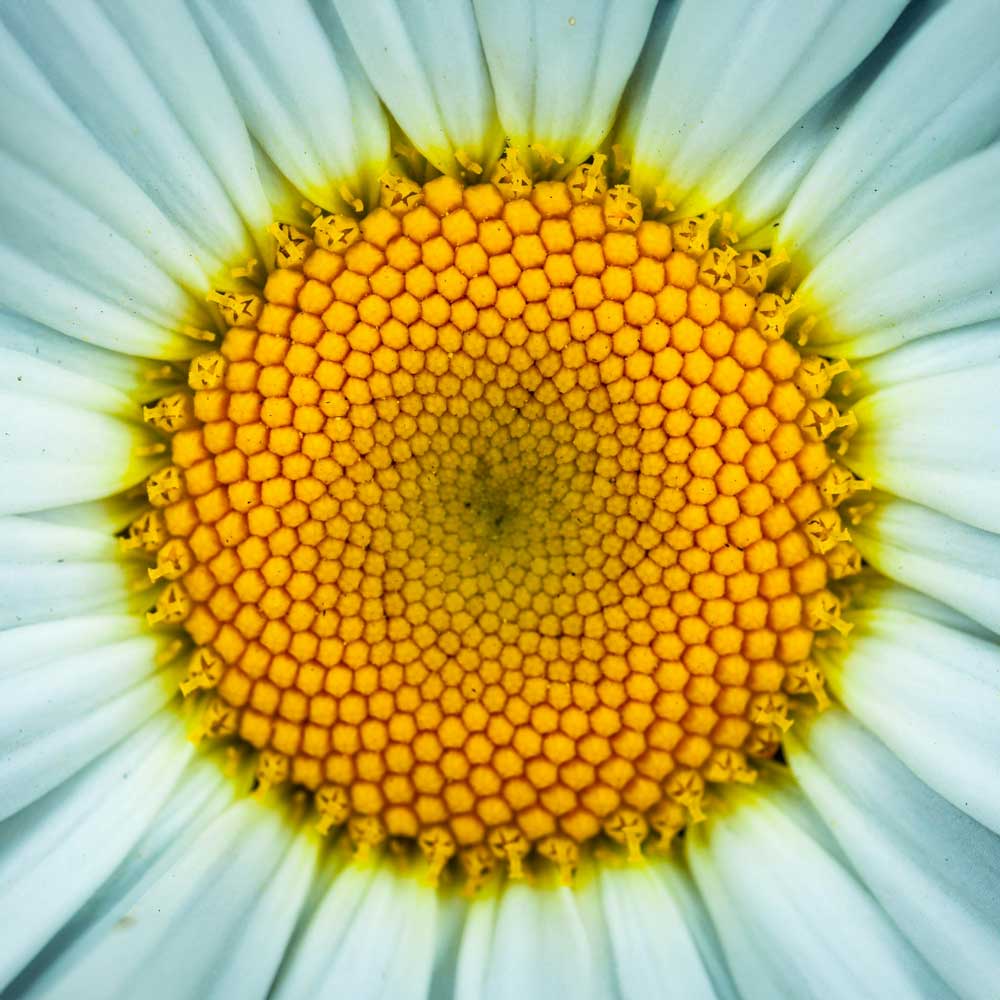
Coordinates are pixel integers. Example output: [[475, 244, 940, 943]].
[[1, 1, 998, 997]]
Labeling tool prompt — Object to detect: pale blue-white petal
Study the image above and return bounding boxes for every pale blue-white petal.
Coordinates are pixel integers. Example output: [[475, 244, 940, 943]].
[[0, 310, 158, 400], [334, 0, 500, 174], [659, 857, 740, 1000], [28, 800, 316, 1000], [426, 893, 469, 1000], [0, 513, 145, 630], [189, 0, 390, 211], [852, 495, 1000, 635], [0, 147, 208, 360], [11, 760, 233, 999], [455, 882, 599, 1000], [0, 92, 210, 296], [788, 710, 1000, 1000], [0, 614, 141, 679], [850, 320, 1000, 396], [0, 517, 119, 563], [0, 585, 173, 824], [727, 1, 921, 243], [728, 81, 857, 245], [0, 19, 68, 118], [25, 496, 147, 536], [0, 348, 137, 418], [849, 579, 994, 641], [797, 145, 1000, 357], [273, 863, 437, 1000], [0, 393, 155, 515], [453, 894, 499, 1000], [821, 601, 1000, 835], [623, 0, 905, 212], [686, 778, 950, 1000], [571, 870, 622, 1000], [846, 363, 1000, 533], [599, 863, 717, 1000], [96, 0, 274, 251], [0, 0, 265, 268], [475, 0, 656, 168], [0, 715, 190, 994], [780, 0, 1000, 264]]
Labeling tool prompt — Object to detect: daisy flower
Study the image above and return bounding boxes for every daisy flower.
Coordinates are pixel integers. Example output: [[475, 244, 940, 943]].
[[1, 1, 998, 997]]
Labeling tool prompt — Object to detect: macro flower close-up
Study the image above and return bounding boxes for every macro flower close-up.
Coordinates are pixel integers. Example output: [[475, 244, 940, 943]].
[[2, 0, 999, 997]]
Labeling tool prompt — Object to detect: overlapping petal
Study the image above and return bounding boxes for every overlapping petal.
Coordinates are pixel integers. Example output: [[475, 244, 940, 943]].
[[797, 144, 1000, 357], [779, 0, 1000, 264], [0, 0, 268, 268], [686, 778, 949, 1000], [788, 710, 1000, 1000], [475, 0, 655, 168], [821, 598, 1000, 835], [188, 0, 390, 212], [846, 363, 1000, 533], [28, 800, 316, 1000], [335, 0, 501, 175], [0, 716, 191, 994], [852, 495, 1000, 635], [622, 0, 905, 212]]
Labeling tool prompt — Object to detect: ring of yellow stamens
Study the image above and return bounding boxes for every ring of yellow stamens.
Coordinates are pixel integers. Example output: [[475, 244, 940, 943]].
[[132, 155, 865, 886]]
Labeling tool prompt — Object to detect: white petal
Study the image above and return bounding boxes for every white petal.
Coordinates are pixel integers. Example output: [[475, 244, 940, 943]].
[[0, 145, 207, 359], [453, 894, 499, 1000], [96, 0, 274, 252], [0, 0, 265, 268], [599, 862, 717, 1000], [850, 578, 994, 641], [0, 309, 154, 400], [686, 778, 948, 1000], [797, 145, 1000, 357], [727, 80, 857, 244], [475, 0, 656, 168], [0, 348, 137, 418], [0, 393, 155, 515], [624, 0, 905, 211], [846, 363, 1000, 532], [780, 0, 1000, 264], [0, 247, 198, 363], [0, 715, 190, 994], [0, 631, 174, 822], [0, 614, 142, 678], [0, 516, 118, 563], [425, 893, 470, 1000], [570, 870, 622, 1000], [29, 800, 315, 1000], [852, 495, 1000, 635], [26, 496, 145, 536], [851, 320, 1000, 395], [0, 514, 138, 629], [188, 0, 390, 211], [0, 559, 134, 630], [334, 0, 500, 174], [456, 881, 599, 1000], [0, 19, 67, 117], [273, 863, 437, 1000], [14, 759, 233, 997], [788, 710, 1000, 1000], [0, 91, 211, 295], [656, 858, 740, 1000], [822, 602, 1000, 835]]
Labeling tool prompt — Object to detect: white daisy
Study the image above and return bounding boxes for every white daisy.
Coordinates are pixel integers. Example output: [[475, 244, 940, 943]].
[[1, 1, 998, 998]]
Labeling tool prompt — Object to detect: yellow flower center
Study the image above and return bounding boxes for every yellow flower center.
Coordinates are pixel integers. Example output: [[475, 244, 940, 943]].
[[131, 154, 864, 887]]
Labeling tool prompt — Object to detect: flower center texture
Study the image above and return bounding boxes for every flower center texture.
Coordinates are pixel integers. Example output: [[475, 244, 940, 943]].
[[130, 152, 866, 887]]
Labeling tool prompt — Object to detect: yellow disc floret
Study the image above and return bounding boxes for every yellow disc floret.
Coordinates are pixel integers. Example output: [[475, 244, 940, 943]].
[[132, 156, 864, 885]]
